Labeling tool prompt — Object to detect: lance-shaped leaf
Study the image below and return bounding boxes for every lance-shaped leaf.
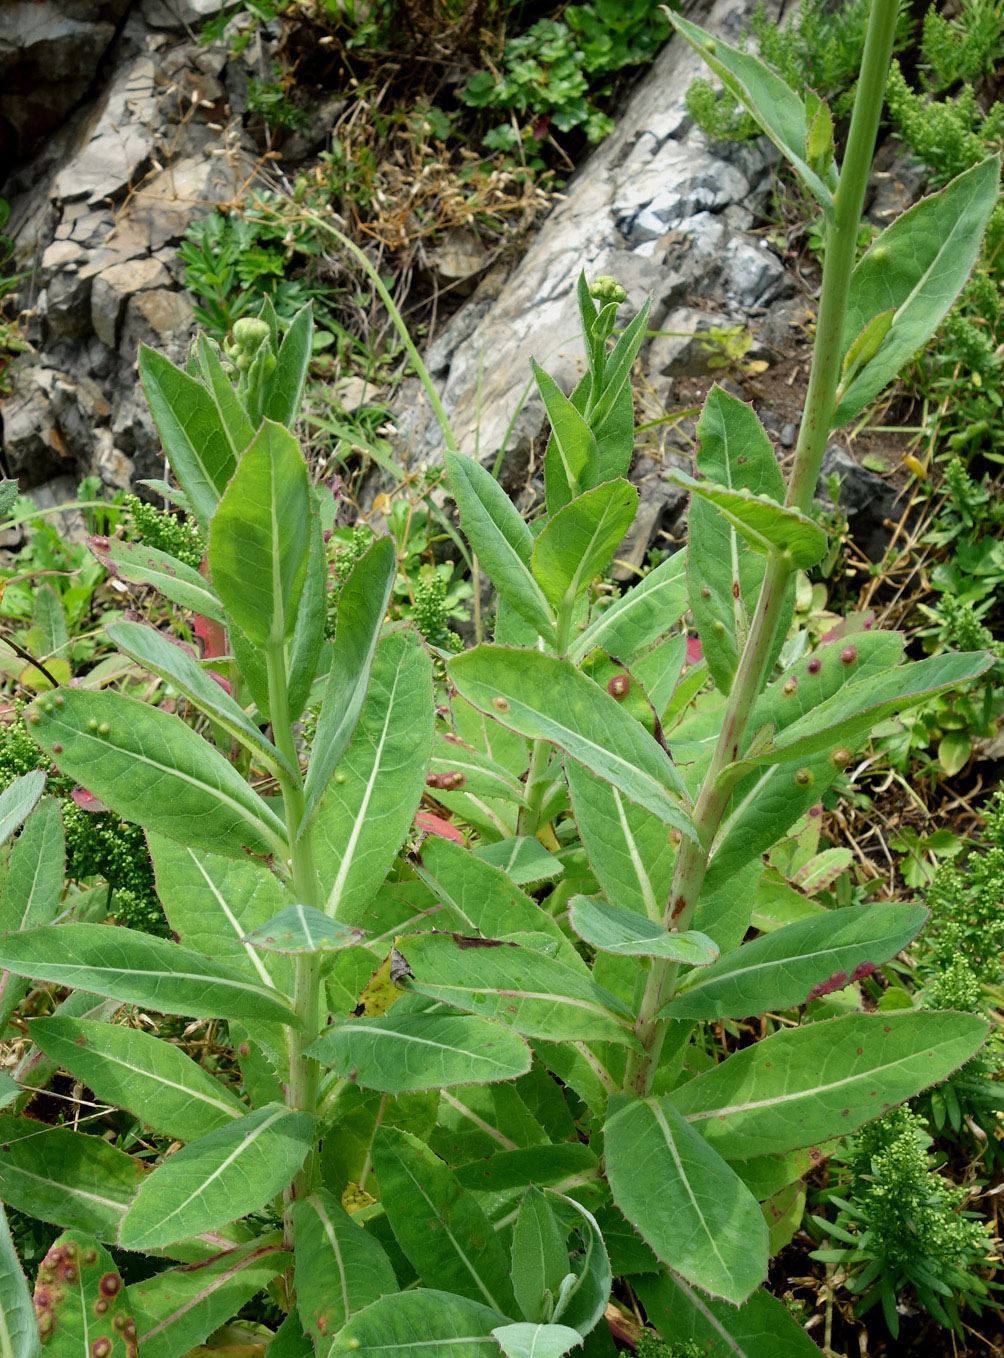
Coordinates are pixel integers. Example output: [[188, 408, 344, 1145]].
[[245, 904, 366, 955], [532, 481, 637, 612], [667, 12, 835, 216], [0, 771, 45, 849], [194, 332, 255, 455], [447, 647, 694, 839], [263, 303, 313, 428], [565, 762, 675, 923], [511, 1188, 568, 1324], [0, 798, 65, 1031], [0, 1201, 38, 1358], [132, 1237, 289, 1358], [568, 897, 717, 965], [27, 689, 287, 859], [209, 419, 312, 647], [287, 490, 328, 722], [635, 1271, 821, 1358], [414, 836, 561, 941], [314, 631, 433, 921], [147, 836, 292, 994], [666, 470, 826, 570], [567, 551, 688, 667], [547, 1196, 609, 1338], [535, 361, 600, 514], [107, 620, 294, 778], [474, 838, 563, 886], [587, 300, 651, 456], [119, 1104, 314, 1250], [90, 536, 225, 622], [730, 650, 993, 774], [605, 1096, 767, 1304], [670, 1010, 988, 1157], [304, 536, 396, 823], [372, 1126, 518, 1314], [30, 1017, 246, 1143], [445, 450, 556, 644], [0, 1118, 146, 1242], [493, 1326, 583, 1358], [328, 1290, 505, 1357], [139, 345, 238, 528], [661, 901, 927, 1020], [427, 735, 524, 803], [33, 1233, 134, 1358], [291, 1191, 397, 1352], [0, 924, 297, 1025], [684, 387, 790, 696], [835, 156, 1001, 425], [398, 931, 638, 1046], [453, 1145, 597, 1196], [308, 1013, 532, 1094]]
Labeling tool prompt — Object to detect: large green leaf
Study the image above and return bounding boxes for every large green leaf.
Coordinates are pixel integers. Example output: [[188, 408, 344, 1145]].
[[667, 12, 834, 215], [313, 631, 433, 920], [304, 536, 396, 823], [531, 482, 637, 613], [666, 471, 826, 570], [0, 1201, 38, 1358], [30, 1017, 246, 1143], [119, 1104, 314, 1250], [605, 1096, 767, 1304], [287, 490, 328, 722], [729, 651, 993, 773], [308, 1013, 531, 1093], [568, 897, 717, 964], [291, 1191, 397, 1354], [447, 647, 694, 838], [567, 552, 688, 667], [90, 537, 225, 622], [107, 620, 293, 778], [492, 1325, 583, 1358], [264, 304, 313, 428], [661, 902, 927, 1020], [133, 1237, 289, 1358], [245, 905, 365, 955], [835, 156, 1001, 424], [27, 689, 287, 859], [0, 798, 65, 1030], [147, 835, 292, 994], [372, 1126, 517, 1312], [0, 1118, 145, 1242], [684, 387, 789, 695], [445, 450, 556, 644], [327, 1290, 505, 1356], [399, 931, 637, 1046], [635, 1271, 821, 1358], [565, 763, 675, 923], [670, 1011, 988, 1156], [139, 345, 238, 529], [0, 924, 297, 1025], [547, 1196, 610, 1338], [208, 419, 312, 647]]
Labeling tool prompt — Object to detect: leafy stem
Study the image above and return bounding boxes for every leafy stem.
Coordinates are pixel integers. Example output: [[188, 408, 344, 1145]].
[[625, 0, 900, 1096]]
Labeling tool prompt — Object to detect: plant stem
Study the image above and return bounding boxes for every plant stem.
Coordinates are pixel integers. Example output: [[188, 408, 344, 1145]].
[[624, 0, 899, 1096], [266, 639, 323, 1244], [518, 738, 553, 838]]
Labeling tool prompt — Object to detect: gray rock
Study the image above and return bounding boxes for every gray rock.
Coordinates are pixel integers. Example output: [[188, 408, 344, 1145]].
[[0, 0, 129, 162], [1, 367, 64, 485], [646, 307, 738, 380], [716, 236, 787, 308], [119, 288, 195, 359], [818, 446, 901, 561], [91, 257, 172, 349], [53, 57, 159, 205]]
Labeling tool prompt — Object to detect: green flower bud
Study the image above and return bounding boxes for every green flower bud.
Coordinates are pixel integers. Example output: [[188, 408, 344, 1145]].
[[589, 275, 626, 305], [233, 317, 271, 349]]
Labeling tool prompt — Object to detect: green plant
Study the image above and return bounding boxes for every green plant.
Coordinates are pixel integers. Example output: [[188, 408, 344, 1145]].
[[247, 63, 309, 134], [0, 9, 1000, 1354], [921, 0, 1004, 91], [811, 1106, 997, 1335]]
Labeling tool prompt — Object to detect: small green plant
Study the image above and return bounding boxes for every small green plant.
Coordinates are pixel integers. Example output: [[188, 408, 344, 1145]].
[[811, 1106, 998, 1336]]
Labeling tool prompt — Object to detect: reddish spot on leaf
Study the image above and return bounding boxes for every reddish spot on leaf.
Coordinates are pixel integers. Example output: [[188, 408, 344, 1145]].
[[414, 811, 464, 844], [806, 969, 848, 1002], [72, 788, 110, 814], [685, 637, 703, 667]]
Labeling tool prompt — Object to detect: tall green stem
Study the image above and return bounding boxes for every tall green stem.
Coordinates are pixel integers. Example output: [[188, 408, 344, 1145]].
[[624, 0, 899, 1095], [266, 640, 323, 1246]]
